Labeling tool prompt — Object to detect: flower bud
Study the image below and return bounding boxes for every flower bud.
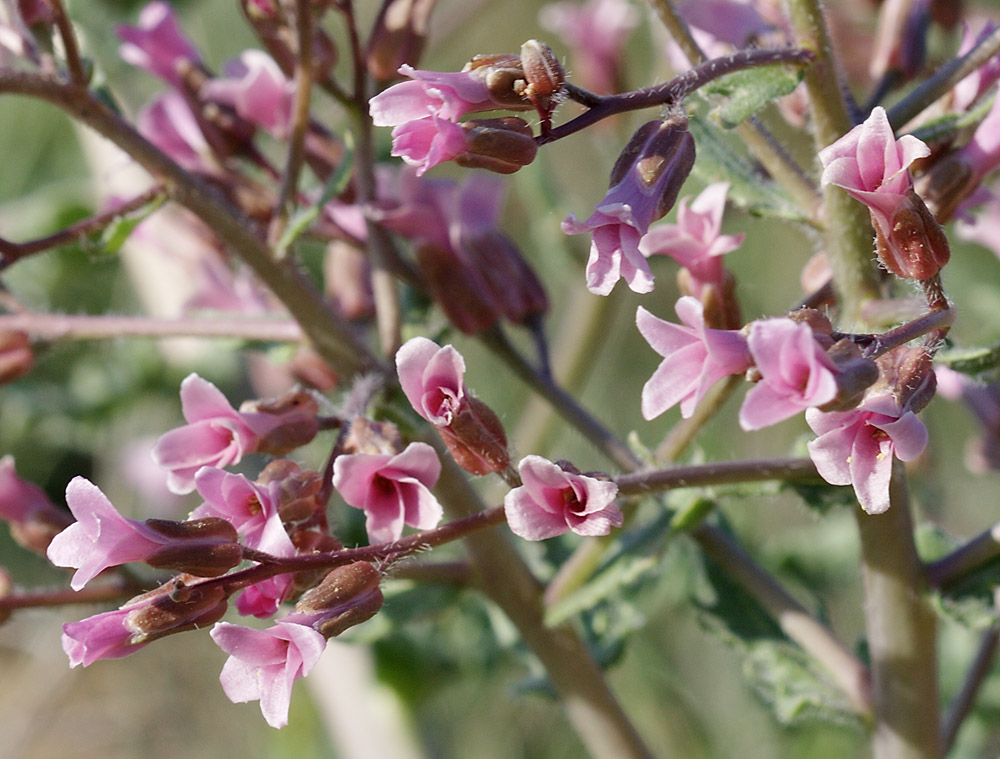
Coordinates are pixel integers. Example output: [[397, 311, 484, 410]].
[[343, 417, 404, 456], [415, 242, 503, 333], [454, 117, 538, 174], [258, 460, 325, 523], [240, 388, 320, 455], [679, 268, 741, 331], [460, 229, 549, 325], [610, 115, 696, 219], [463, 53, 531, 110], [366, 0, 438, 81], [0, 331, 34, 384], [142, 517, 243, 577], [874, 188, 951, 280], [876, 346, 937, 413], [124, 578, 229, 645], [915, 154, 974, 223], [439, 395, 510, 475], [0, 457, 73, 556], [518, 39, 564, 119], [294, 561, 384, 638]]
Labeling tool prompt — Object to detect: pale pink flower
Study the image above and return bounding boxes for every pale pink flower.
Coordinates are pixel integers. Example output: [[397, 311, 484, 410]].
[[62, 607, 153, 667], [200, 50, 295, 136], [47, 477, 176, 590], [806, 392, 928, 514], [151, 374, 295, 495], [117, 1, 201, 88], [640, 182, 744, 290], [539, 0, 638, 94], [739, 318, 839, 430], [388, 113, 468, 176], [332, 442, 443, 544], [212, 619, 327, 729], [396, 336, 466, 427], [952, 21, 1000, 111], [636, 297, 751, 420], [191, 468, 284, 550], [504, 455, 622, 540], [136, 92, 214, 174], [369, 65, 499, 126], [563, 118, 696, 295]]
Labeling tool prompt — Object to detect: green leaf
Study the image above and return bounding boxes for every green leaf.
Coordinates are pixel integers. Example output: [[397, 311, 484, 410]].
[[936, 342, 1000, 375], [95, 193, 166, 255], [908, 94, 994, 144], [688, 116, 807, 222], [704, 65, 806, 129], [544, 553, 659, 627]]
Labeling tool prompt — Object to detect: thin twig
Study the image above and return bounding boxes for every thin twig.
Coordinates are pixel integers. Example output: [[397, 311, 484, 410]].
[[941, 622, 1000, 754], [0, 312, 303, 342], [926, 520, 1000, 591], [614, 457, 819, 495], [47, 0, 87, 86]]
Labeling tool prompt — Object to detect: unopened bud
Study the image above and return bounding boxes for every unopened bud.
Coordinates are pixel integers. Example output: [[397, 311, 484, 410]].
[[0, 331, 34, 384], [124, 578, 229, 644], [143, 518, 243, 577], [518, 39, 564, 118], [258, 460, 325, 523], [415, 243, 503, 333], [294, 562, 384, 638], [679, 268, 741, 330], [241, 388, 320, 455], [440, 395, 510, 475], [876, 347, 937, 413], [461, 230, 549, 324], [875, 189, 951, 280], [289, 530, 343, 594], [786, 308, 835, 348], [366, 0, 438, 81], [464, 53, 531, 110], [915, 154, 974, 223], [611, 115, 696, 219], [455, 117, 538, 174]]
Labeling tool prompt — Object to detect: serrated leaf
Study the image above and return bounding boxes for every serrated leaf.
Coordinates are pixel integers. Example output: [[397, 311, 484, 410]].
[[544, 554, 658, 627], [688, 115, 807, 222], [97, 193, 166, 255], [705, 65, 806, 129], [936, 342, 1000, 375]]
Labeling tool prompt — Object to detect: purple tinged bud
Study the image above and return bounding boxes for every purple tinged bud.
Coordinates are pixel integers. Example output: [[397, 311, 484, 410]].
[[461, 230, 549, 325], [415, 243, 503, 333], [454, 117, 538, 174], [610, 115, 696, 218], [294, 562, 384, 638], [122, 578, 230, 645], [366, 0, 438, 81]]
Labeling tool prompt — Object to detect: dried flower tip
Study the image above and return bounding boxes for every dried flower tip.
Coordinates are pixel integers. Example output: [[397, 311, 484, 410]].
[[519, 39, 564, 98], [455, 117, 538, 174], [124, 581, 229, 644], [295, 562, 384, 638]]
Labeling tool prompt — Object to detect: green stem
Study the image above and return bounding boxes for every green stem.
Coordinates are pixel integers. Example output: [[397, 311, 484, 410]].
[[854, 463, 940, 759]]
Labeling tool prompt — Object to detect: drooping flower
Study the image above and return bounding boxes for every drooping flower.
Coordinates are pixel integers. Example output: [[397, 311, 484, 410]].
[[739, 317, 840, 430], [116, 1, 202, 88], [332, 442, 443, 543], [211, 619, 327, 729], [562, 116, 696, 295], [0, 456, 72, 554], [200, 50, 295, 136], [388, 113, 468, 175], [636, 296, 752, 420], [504, 456, 622, 540], [806, 392, 929, 514], [640, 182, 744, 289], [819, 106, 949, 280]]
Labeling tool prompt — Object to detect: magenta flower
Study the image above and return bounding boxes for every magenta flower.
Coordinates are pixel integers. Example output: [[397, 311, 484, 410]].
[[396, 336, 466, 427], [369, 65, 500, 127], [116, 1, 201, 88], [136, 92, 215, 174], [504, 456, 622, 541], [200, 50, 295, 136], [235, 568, 296, 619], [640, 182, 744, 290], [562, 118, 696, 295], [389, 114, 468, 176], [191, 468, 281, 545], [62, 607, 153, 667], [47, 477, 176, 590], [332, 442, 443, 544], [636, 297, 752, 420], [538, 0, 638, 94], [211, 619, 327, 728], [152, 374, 297, 495], [739, 318, 840, 430], [806, 392, 929, 514]]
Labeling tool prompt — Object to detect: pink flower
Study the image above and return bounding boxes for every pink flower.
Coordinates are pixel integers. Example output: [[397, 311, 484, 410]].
[[952, 21, 1000, 111], [191, 468, 281, 545], [116, 1, 201, 88], [62, 607, 153, 667], [562, 118, 696, 295], [952, 93, 1000, 193], [332, 442, 443, 544], [396, 336, 466, 427], [636, 297, 751, 420], [640, 182, 744, 290], [806, 393, 929, 514], [211, 619, 327, 728], [389, 114, 468, 176], [200, 50, 295, 136], [0, 455, 72, 553], [739, 318, 840, 430], [47, 478, 176, 590], [504, 456, 622, 540], [369, 65, 500, 126], [538, 0, 638, 94], [136, 92, 214, 174], [151, 374, 297, 495]]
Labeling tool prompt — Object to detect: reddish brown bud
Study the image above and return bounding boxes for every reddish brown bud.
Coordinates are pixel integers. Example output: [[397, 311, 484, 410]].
[[366, 0, 438, 81], [416, 242, 503, 333], [143, 518, 243, 577], [455, 117, 538, 174], [461, 230, 549, 324], [874, 189, 951, 280], [875, 346, 937, 413], [258, 460, 325, 523], [0, 331, 34, 384], [440, 396, 510, 475], [241, 388, 320, 455], [295, 562, 384, 638], [679, 269, 741, 330], [124, 578, 229, 644], [915, 155, 974, 223], [520, 40, 564, 97]]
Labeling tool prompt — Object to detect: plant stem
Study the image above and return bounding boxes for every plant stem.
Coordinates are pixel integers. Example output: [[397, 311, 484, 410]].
[[47, 0, 87, 86], [614, 457, 819, 495], [0, 312, 303, 342], [854, 463, 940, 759], [941, 621, 1000, 754], [692, 523, 873, 713], [925, 520, 1000, 591]]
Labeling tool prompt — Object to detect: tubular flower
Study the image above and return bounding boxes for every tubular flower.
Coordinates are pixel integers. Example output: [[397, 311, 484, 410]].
[[116, 1, 202, 88]]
